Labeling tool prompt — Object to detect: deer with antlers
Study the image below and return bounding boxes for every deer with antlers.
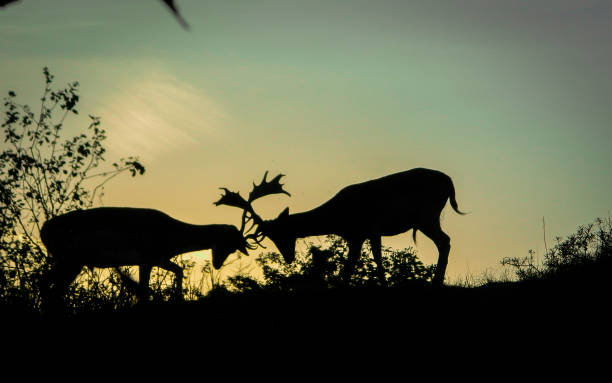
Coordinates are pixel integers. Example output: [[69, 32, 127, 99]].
[[40, 207, 249, 303], [216, 168, 465, 286]]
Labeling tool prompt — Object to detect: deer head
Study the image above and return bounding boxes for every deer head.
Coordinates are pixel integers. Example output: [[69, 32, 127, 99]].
[[256, 207, 296, 263], [214, 171, 292, 258], [210, 226, 250, 270]]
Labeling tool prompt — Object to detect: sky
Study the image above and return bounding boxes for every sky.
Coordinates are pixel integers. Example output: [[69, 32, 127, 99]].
[[1, 0, 611, 283]]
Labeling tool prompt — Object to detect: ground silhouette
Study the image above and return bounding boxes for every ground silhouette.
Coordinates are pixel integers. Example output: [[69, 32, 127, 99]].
[[8, 274, 604, 344], [3, 253, 608, 355]]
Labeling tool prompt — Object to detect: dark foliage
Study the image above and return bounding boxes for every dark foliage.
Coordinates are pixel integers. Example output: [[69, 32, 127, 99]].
[[501, 216, 612, 283], [1, 1, 189, 30], [226, 235, 435, 293]]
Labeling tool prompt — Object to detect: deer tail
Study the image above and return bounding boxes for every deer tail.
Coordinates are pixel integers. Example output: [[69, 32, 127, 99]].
[[448, 177, 467, 215]]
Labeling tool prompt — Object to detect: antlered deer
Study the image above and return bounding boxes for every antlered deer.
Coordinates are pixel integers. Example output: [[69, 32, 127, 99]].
[[40, 207, 249, 302], [216, 168, 465, 285]]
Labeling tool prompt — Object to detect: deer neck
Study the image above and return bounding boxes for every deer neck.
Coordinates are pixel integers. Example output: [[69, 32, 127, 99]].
[[170, 223, 225, 253], [287, 206, 339, 238]]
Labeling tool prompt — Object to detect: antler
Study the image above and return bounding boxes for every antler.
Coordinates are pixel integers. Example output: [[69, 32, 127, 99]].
[[214, 188, 257, 236], [214, 188, 251, 211], [248, 171, 291, 202], [215, 171, 291, 250]]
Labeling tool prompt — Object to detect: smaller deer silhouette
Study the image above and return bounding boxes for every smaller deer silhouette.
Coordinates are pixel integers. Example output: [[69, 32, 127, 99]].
[[40, 207, 249, 303], [216, 168, 466, 286]]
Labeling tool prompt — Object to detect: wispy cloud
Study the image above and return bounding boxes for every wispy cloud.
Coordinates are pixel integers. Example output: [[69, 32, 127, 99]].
[[95, 72, 228, 161], [0, 57, 229, 161]]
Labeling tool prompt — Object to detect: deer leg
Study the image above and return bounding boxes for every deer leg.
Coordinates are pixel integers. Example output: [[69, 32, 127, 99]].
[[42, 261, 83, 311], [138, 264, 153, 302], [158, 259, 184, 300], [419, 223, 451, 286], [369, 236, 386, 286], [310, 248, 326, 284], [52, 262, 83, 295], [342, 239, 364, 284]]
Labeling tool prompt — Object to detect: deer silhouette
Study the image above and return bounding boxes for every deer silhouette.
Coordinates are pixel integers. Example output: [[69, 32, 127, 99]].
[[40, 207, 249, 303], [216, 168, 466, 286]]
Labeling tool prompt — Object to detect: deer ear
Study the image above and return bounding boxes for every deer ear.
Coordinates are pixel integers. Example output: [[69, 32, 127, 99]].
[[278, 207, 290, 219]]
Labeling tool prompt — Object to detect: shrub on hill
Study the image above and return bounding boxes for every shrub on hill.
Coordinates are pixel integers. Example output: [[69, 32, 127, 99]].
[[502, 216, 612, 283], [227, 235, 435, 293]]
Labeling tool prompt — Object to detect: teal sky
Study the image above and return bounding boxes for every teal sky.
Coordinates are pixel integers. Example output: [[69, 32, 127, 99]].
[[2, 0, 611, 282]]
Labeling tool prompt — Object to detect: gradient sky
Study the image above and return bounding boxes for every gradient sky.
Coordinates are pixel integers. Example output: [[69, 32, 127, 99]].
[[2, 0, 611, 282]]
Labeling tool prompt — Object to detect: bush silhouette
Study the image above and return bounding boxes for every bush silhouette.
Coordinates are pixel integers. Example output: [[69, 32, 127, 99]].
[[227, 235, 435, 293], [502, 216, 612, 283]]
